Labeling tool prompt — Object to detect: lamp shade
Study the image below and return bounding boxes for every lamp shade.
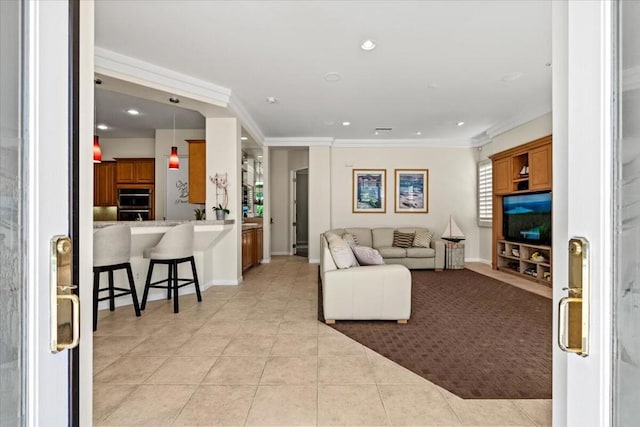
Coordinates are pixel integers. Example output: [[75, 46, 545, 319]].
[[168, 146, 179, 170], [93, 135, 102, 163]]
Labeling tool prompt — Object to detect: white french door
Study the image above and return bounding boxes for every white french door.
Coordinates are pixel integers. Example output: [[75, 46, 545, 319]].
[[1, 0, 93, 425], [555, 0, 640, 425]]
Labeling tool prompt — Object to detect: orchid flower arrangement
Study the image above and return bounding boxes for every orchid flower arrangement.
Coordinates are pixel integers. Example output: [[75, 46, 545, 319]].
[[209, 173, 229, 213]]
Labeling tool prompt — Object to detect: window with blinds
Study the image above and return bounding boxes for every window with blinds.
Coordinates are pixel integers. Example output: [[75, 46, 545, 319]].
[[478, 160, 493, 227]]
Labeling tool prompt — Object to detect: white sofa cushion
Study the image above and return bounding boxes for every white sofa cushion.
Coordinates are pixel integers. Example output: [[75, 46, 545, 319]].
[[406, 247, 436, 258], [372, 228, 395, 248], [352, 246, 385, 265], [377, 246, 407, 258]]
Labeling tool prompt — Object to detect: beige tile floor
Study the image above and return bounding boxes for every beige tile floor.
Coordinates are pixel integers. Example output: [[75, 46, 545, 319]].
[[93, 256, 552, 426]]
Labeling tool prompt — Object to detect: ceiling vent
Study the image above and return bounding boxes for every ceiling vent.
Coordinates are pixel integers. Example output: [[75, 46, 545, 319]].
[[375, 127, 392, 132]]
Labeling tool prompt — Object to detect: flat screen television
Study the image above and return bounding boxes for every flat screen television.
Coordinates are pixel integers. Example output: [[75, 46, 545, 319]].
[[502, 191, 552, 246]]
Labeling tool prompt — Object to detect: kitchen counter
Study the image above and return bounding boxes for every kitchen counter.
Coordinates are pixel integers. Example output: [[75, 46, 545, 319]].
[[241, 222, 262, 231], [93, 219, 236, 311], [94, 219, 234, 230]]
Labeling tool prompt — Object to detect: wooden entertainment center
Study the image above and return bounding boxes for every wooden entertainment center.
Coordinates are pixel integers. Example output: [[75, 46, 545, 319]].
[[490, 135, 552, 286]]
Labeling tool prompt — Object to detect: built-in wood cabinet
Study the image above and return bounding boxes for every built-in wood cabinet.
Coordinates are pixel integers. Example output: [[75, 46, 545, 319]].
[[187, 140, 206, 204], [242, 226, 263, 271], [115, 158, 155, 184], [490, 135, 553, 287], [94, 161, 117, 206]]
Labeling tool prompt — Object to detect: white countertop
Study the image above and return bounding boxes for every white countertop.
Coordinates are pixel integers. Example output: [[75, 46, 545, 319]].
[[94, 219, 234, 230]]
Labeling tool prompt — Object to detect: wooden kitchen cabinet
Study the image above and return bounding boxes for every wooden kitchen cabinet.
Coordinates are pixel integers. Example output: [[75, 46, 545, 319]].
[[115, 158, 155, 184], [242, 226, 263, 271], [187, 140, 206, 204], [94, 161, 117, 206]]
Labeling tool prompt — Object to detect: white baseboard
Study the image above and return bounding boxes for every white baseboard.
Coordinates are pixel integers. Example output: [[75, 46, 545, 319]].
[[465, 257, 491, 265], [271, 251, 290, 256], [211, 279, 241, 286], [308, 258, 320, 264], [261, 258, 271, 264]]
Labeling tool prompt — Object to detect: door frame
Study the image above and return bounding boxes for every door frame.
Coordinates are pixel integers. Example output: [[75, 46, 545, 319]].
[[552, 0, 614, 425]]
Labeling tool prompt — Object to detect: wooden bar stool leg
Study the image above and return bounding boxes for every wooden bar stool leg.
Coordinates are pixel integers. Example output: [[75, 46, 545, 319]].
[[190, 257, 202, 302], [172, 261, 180, 313], [108, 269, 115, 311], [125, 263, 141, 317]]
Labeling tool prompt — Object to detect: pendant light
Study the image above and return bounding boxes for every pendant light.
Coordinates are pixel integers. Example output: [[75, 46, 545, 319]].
[[168, 111, 179, 170], [93, 81, 102, 163]]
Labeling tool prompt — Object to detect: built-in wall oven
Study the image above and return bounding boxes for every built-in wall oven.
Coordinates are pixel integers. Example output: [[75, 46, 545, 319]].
[[118, 188, 152, 221]]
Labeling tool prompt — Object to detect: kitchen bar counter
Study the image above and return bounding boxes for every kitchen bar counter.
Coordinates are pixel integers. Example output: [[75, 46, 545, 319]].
[[93, 219, 236, 311]]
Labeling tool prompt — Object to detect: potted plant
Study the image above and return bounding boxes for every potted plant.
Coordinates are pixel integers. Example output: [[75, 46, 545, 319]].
[[210, 173, 230, 220], [193, 208, 206, 220], [213, 204, 230, 220]]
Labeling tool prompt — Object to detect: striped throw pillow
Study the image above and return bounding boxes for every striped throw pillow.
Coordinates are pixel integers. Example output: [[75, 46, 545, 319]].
[[342, 233, 359, 248], [413, 229, 435, 248], [392, 231, 414, 248]]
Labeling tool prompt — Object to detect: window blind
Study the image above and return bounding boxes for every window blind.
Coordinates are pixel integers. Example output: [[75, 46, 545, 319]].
[[478, 160, 492, 227]]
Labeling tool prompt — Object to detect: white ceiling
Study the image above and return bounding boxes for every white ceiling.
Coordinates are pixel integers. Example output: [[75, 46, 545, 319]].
[[94, 0, 552, 143]]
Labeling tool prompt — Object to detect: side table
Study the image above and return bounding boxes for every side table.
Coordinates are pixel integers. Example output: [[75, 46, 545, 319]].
[[445, 241, 465, 269]]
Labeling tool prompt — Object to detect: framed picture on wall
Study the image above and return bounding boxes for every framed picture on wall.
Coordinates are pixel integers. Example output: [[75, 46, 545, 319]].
[[353, 169, 386, 213], [394, 169, 429, 213]]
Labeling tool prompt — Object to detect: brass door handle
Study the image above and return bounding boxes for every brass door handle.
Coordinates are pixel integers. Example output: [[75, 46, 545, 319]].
[[558, 296, 583, 354], [50, 236, 81, 353], [55, 293, 80, 351]]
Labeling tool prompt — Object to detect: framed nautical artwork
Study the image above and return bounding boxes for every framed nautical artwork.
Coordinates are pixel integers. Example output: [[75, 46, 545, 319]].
[[394, 169, 428, 213], [353, 169, 386, 213]]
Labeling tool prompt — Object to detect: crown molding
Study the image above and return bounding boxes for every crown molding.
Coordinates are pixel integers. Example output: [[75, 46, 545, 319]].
[[264, 137, 334, 147], [228, 95, 265, 144], [623, 66, 640, 92], [95, 47, 231, 107], [484, 109, 551, 140], [332, 138, 472, 148]]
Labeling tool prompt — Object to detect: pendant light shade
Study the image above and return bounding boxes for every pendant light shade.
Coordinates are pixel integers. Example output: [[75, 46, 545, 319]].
[[93, 135, 102, 163], [168, 146, 179, 170]]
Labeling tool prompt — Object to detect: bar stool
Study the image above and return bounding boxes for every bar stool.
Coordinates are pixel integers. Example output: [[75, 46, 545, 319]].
[[141, 223, 202, 313], [93, 224, 141, 331]]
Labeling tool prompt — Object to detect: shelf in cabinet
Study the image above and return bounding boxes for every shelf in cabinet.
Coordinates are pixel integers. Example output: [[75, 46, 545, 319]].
[[513, 176, 529, 182]]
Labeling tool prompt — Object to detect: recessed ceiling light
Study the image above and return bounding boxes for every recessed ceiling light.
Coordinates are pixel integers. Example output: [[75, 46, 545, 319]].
[[257, 155, 263, 159], [324, 72, 342, 82], [361, 39, 376, 51], [456, 121, 465, 127], [97, 124, 108, 130], [241, 136, 248, 141], [169, 97, 180, 104], [500, 72, 523, 82], [374, 131, 379, 136], [342, 121, 351, 127], [415, 131, 422, 136], [266, 97, 278, 104], [127, 109, 140, 115]]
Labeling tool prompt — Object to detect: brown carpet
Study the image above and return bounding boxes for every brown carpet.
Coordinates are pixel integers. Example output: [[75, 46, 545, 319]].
[[318, 268, 552, 399]]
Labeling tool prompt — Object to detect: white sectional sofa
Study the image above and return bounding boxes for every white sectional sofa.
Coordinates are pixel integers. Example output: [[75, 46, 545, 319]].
[[324, 227, 445, 270], [320, 232, 412, 323]]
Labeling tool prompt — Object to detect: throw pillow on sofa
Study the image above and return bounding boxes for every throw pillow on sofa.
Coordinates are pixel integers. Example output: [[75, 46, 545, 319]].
[[392, 231, 414, 248], [328, 237, 359, 269], [413, 229, 434, 248], [342, 233, 359, 248], [352, 246, 385, 265]]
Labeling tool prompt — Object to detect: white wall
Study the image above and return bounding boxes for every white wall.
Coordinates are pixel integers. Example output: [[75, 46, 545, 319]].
[[476, 113, 553, 262], [330, 146, 480, 260], [99, 137, 155, 160], [154, 129, 205, 220], [308, 146, 331, 262]]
